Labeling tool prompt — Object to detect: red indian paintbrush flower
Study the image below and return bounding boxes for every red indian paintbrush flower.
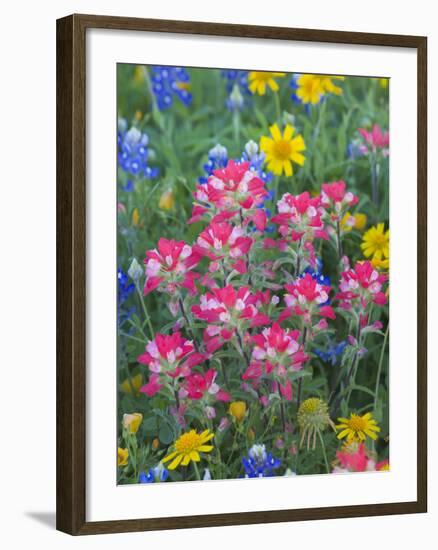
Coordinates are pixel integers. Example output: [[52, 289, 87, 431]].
[[279, 273, 336, 324], [193, 222, 253, 274], [192, 285, 271, 353], [320, 181, 359, 221], [143, 238, 201, 296], [189, 160, 269, 230], [138, 332, 205, 396], [180, 369, 231, 402], [242, 323, 308, 400], [336, 260, 388, 310]]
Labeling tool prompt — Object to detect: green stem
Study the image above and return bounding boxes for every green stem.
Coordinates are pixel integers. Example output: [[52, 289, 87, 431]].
[[370, 154, 379, 211], [119, 330, 147, 345], [178, 297, 200, 353], [317, 430, 330, 474], [373, 324, 389, 412], [232, 111, 241, 149], [192, 461, 201, 481], [274, 92, 281, 124], [135, 283, 155, 339], [336, 220, 343, 261], [141, 66, 158, 112]]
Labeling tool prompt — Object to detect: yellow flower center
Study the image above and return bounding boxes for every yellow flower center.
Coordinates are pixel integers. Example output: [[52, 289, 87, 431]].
[[273, 139, 292, 160], [300, 397, 322, 414], [175, 430, 202, 454], [371, 233, 387, 248], [347, 414, 367, 432]]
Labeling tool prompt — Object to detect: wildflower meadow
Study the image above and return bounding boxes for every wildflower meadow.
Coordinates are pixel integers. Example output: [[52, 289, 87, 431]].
[[117, 66, 390, 484]]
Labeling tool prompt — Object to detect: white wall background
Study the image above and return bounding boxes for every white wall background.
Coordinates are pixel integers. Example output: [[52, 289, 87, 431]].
[[0, 0, 434, 547]]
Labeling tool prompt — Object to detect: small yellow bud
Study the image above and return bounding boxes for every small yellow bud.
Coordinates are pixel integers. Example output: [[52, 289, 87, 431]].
[[247, 428, 255, 441], [132, 207, 140, 227], [159, 189, 175, 211], [123, 413, 143, 434], [354, 213, 367, 231], [120, 373, 143, 395], [229, 401, 247, 423], [134, 110, 142, 121], [133, 66, 144, 83], [152, 438, 160, 450], [118, 447, 129, 466]]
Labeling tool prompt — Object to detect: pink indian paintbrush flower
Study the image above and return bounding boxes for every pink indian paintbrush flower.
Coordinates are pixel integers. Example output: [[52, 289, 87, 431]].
[[336, 260, 388, 310], [143, 238, 201, 296], [336, 442, 369, 472], [242, 323, 308, 400], [358, 124, 389, 154], [193, 221, 253, 274], [180, 369, 231, 402], [189, 160, 269, 230], [192, 285, 271, 353], [138, 332, 206, 397], [279, 273, 336, 324], [320, 181, 359, 221], [271, 191, 328, 242]]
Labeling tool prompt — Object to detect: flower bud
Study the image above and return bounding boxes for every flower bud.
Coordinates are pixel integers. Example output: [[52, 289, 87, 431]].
[[128, 257, 143, 281], [229, 401, 247, 423], [123, 412, 143, 434]]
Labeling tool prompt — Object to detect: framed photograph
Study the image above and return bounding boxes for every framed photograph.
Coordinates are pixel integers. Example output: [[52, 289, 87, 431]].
[[56, 14, 427, 535]]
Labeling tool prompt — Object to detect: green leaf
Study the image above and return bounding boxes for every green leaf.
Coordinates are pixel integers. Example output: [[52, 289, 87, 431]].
[[158, 423, 174, 445]]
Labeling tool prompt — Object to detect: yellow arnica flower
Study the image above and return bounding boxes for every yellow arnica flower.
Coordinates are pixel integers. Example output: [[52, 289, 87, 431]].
[[296, 75, 325, 104], [361, 223, 389, 262], [120, 373, 143, 395], [340, 212, 367, 232], [162, 429, 214, 470], [260, 123, 306, 177], [296, 74, 345, 104], [123, 412, 143, 434], [336, 412, 381, 442], [371, 256, 390, 270], [118, 447, 129, 466], [320, 75, 345, 95], [248, 72, 286, 95], [229, 401, 247, 423], [159, 189, 175, 210]]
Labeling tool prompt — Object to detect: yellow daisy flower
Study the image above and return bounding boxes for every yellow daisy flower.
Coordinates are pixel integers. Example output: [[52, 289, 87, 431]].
[[295, 75, 325, 104], [162, 429, 214, 470], [295, 74, 345, 104], [361, 223, 390, 262], [371, 256, 390, 270], [117, 447, 129, 467], [336, 412, 381, 442], [248, 71, 286, 95], [320, 75, 345, 95], [260, 123, 306, 176]]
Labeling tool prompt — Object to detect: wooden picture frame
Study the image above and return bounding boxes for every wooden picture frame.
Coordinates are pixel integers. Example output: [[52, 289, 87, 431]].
[[56, 13, 427, 535]]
